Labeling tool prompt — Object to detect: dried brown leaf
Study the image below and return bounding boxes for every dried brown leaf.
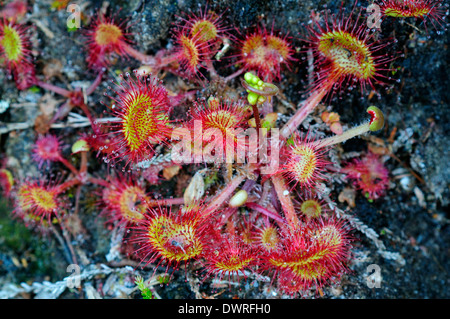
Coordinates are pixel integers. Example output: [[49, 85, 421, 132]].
[[338, 187, 356, 208], [162, 165, 181, 180]]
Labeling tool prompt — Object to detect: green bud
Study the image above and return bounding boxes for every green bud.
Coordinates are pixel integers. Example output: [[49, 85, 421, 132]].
[[248, 92, 259, 105], [244, 72, 254, 83], [71, 139, 90, 154], [257, 95, 266, 104]]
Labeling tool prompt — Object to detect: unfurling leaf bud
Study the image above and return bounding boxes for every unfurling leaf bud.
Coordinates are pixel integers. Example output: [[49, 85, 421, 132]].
[[367, 106, 384, 132], [72, 139, 90, 154]]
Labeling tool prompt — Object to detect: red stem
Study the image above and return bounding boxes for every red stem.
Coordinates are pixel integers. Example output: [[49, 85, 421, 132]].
[[124, 43, 182, 72], [55, 178, 81, 194], [206, 60, 218, 79], [52, 100, 72, 122], [158, 52, 182, 67], [79, 102, 98, 134], [245, 202, 285, 225], [76, 151, 89, 185], [224, 68, 245, 83], [88, 176, 110, 188], [123, 43, 157, 65], [146, 197, 185, 207], [58, 156, 79, 176], [251, 103, 262, 133], [204, 174, 246, 217], [86, 68, 105, 96], [36, 80, 71, 98], [271, 174, 298, 230], [280, 81, 333, 139], [251, 103, 262, 160], [80, 152, 88, 175]]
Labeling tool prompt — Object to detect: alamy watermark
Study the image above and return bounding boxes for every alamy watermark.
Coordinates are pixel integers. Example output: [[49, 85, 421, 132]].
[[66, 264, 81, 288], [63, 2, 384, 41], [66, 4, 81, 29], [366, 4, 382, 30], [366, 264, 382, 288]]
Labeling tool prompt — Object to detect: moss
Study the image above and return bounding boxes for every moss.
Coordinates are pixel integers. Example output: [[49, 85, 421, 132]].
[[0, 197, 66, 283]]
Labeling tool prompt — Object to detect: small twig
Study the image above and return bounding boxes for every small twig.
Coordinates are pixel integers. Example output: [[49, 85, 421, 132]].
[[388, 151, 425, 184], [9, 102, 38, 108], [215, 38, 231, 61], [0, 121, 32, 134], [0, 264, 137, 299], [55, 211, 78, 266], [49, 223, 73, 265], [31, 19, 55, 39]]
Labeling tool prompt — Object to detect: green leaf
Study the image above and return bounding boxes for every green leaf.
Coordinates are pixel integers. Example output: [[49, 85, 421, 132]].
[[28, 86, 41, 93], [135, 275, 154, 299]]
